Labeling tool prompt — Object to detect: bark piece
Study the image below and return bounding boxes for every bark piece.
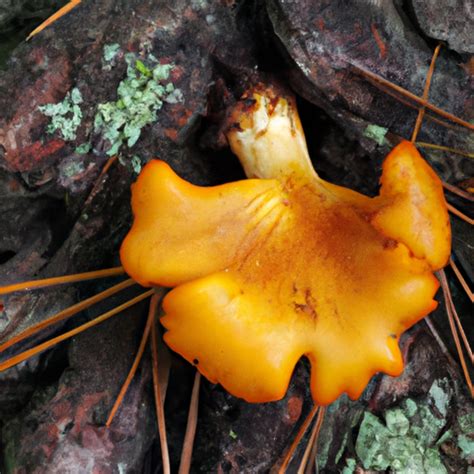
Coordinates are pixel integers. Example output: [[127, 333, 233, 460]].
[[411, 0, 474, 54], [266, 0, 473, 182]]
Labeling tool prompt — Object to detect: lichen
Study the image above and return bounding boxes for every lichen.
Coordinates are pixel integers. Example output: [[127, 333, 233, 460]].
[[317, 395, 363, 470], [341, 457, 356, 474], [103, 43, 121, 63], [61, 161, 84, 178], [457, 413, 474, 460], [334, 431, 349, 465], [355, 379, 452, 473], [428, 378, 451, 417], [93, 53, 182, 156], [75, 142, 91, 155], [385, 408, 410, 436], [131, 155, 142, 174], [363, 124, 388, 146], [39, 87, 83, 141]]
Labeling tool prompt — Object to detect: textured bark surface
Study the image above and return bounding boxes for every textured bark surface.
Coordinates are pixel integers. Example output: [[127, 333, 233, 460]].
[[411, 0, 474, 54], [0, 0, 472, 472], [267, 0, 473, 182]]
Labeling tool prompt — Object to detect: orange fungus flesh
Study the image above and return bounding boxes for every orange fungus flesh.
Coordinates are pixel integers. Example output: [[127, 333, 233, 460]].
[[120, 85, 450, 405]]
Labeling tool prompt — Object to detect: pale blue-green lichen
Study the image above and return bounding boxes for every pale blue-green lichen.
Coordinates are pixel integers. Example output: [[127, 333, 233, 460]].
[[75, 142, 91, 155], [457, 413, 474, 459], [103, 43, 121, 62], [341, 458, 356, 474], [363, 124, 388, 146], [130, 155, 142, 175], [436, 429, 452, 446], [94, 53, 183, 156], [429, 378, 451, 417], [385, 408, 410, 436], [229, 429, 238, 440], [39, 87, 83, 141], [317, 395, 363, 469], [334, 431, 349, 465], [355, 379, 452, 473], [61, 160, 84, 179], [459, 413, 473, 433]]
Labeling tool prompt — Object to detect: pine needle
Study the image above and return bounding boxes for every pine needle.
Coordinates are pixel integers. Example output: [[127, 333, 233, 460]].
[[276, 405, 319, 473], [352, 64, 474, 131], [27, 0, 82, 39], [178, 372, 201, 474], [0, 267, 125, 296], [298, 406, 326, 474], [438, 270, 473, 396], [151, 306, 171, 474], [447, 203, 474, 225], [0, 290, 153, 372], [106, 290, 165, 427], [0, 279, 135, 353], [411, 44, 442, 143], [450, 258, 474, 303]]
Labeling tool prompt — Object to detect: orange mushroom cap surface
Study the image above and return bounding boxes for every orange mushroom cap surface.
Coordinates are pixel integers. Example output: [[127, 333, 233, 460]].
[[120, 85, 451, 405]]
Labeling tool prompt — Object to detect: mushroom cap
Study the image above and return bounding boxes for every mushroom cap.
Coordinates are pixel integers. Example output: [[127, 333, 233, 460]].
[[120, 140, 449, 405]]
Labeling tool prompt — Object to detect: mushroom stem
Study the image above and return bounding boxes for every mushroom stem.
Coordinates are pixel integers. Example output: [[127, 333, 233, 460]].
[[227, 85, 316, 181]]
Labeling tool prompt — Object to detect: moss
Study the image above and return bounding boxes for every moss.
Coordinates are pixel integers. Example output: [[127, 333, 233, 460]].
[[94, 53, 182, 156], [39, 87, 83, 141]]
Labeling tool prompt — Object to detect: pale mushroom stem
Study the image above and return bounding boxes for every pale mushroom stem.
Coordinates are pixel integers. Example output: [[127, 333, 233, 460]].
[[227, 87, 316, 181]]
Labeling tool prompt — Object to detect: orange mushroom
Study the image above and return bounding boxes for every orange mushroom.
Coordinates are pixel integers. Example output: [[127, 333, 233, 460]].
[[120, 84, 451, 405]]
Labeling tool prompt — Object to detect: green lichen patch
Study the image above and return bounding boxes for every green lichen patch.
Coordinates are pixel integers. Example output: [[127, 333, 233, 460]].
[[385, 408, 410, 436], [429, 378, 451, 417], [103, 43, 121, 63], [94, 53, 183, 156], [457, 413, 474, 460], [355, 379, 453, 473], [363, 124, 388, 146], [75, 142, 91, 155], [130, 155, 142, 174], [334, 431, 349, 465], [61, 160, 85, 179], [341, 457, 356, 474], [39, 87, 83, 141]]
